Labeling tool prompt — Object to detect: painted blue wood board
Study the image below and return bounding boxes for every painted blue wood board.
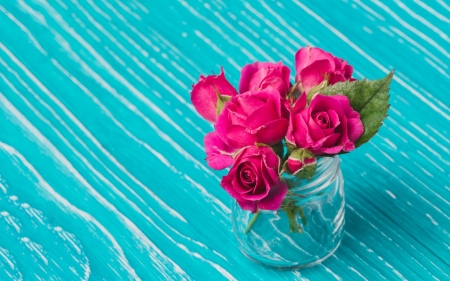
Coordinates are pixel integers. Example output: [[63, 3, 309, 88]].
[[0, 1, 449, 280]]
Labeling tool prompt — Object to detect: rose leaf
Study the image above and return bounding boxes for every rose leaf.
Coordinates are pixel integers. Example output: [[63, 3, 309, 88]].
[[215, 90, 232, 117], [320, 70, 394, 147]]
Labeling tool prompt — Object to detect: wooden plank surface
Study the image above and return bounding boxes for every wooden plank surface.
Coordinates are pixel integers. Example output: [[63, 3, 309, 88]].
[[0, 1, 449, 280]]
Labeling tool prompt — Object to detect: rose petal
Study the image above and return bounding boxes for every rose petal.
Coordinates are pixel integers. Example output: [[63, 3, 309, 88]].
[[312, 111, 330, 129], [261, 147, 280, 171], [291, 112, 310, 148], [286, 109, 295, 143], [240, 163, 270, 201], [310, 95, 344, 117], [242, 159, 263, 190], [221, 173, 245, 202], [206, 154, 233, 171], [299, 59, 333, 94], [236, 95, 266, 116], [204, 132, 235, 170], [333, 95, 359, 117], [240, 62, 291, 98], [347, 117, 364, 142], [328, 73, 346, 85], [248, 68, 271, 90], [261, 63, 291, 97], [334, 57, 344, 69], [191, 67, 238, 122], [260, 76, 286, 95], [309, 133, 341, 155], [245, 95, 280, 129], [343, 141, 356, 152], [322, 133, 341, 148], [215, 103, 232, 145], [257, 181, 288, 211], [256, 118, 289, 145], [232, 175, 252, 195], [344, 64, 354, 79], [261, 154, 280, 183], [191, 84, 218, 122], [240, 185, 268, 200], [287, 157, 305, 173], [226, 125, 259, 148], [327, 109, 341, 129], [295, 46, 335, 75], [228, 109, 247, 126], [239, 62, 271, 93], [240, 166, 256, 186], [237, 199, 258, 213], [292, 92, 307, 113], [320, 145, 344, 154], [213, 67, 240, 96], [307, 112, 326, 141]]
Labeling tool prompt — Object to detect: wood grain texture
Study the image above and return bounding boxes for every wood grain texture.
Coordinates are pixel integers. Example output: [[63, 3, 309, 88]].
[[0, 1, 449, 280]]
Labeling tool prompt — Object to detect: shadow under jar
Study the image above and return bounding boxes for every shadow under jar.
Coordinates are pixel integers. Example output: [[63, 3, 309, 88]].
[[231, 156, 345, 269]]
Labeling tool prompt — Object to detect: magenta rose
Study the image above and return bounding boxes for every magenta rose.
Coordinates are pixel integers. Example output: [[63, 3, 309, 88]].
[[191, 68, 238, 122], [286, 94, 364, 155], [204, 132, 235, 170], [215, 88, 289, 149], [295, 46, 354, 94], [221, 146, 287, 213], [239, 61, 291, 98], [287, 156, 317, 174]]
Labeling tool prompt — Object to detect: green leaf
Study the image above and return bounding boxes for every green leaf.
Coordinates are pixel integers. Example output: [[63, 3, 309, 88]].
[[320, 70, 394, 147], [293, 162, 317, 179], [282, 205, 303, 234], [281, 148, 317, 179], [290, 148, 315, 160], [287, 81, 301, 100], [285, 142, 297, 154], [306, 79, 328, 103], [297, 207, 307, 226], [215, 90, 231, 117], [270, 142, 285, 161]]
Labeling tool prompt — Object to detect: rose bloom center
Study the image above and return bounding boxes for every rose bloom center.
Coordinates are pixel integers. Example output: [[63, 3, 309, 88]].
[[241, 168, 256, 187], [313, 111, 330, 129]]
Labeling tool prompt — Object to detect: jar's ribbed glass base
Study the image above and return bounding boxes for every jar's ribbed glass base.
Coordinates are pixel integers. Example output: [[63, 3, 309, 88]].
[[238, 237, 342, 270], [231, 157, 345, 268]]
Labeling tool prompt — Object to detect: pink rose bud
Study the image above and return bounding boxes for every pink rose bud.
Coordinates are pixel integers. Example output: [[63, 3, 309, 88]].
[[204, 132, 235, 170], [284, 148, 317, 179], [286, 94, 364, 155], [191, 67, 238, 122], [221, 146, 287, 213], [239, 61, 291, 98], [287, 158, 304, 174], [215, 88, 290, 149], [295, 46, 355, 94]]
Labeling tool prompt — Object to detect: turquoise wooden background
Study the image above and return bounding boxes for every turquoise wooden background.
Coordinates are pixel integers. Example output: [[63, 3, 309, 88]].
[[0, 1, 449, 280]]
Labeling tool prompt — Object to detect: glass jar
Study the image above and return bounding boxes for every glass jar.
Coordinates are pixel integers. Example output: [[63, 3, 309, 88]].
[[231, 156, 344, 269]]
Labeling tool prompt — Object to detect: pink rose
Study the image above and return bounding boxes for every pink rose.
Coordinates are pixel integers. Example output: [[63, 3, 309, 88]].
[[286, 94, 364, 155], [221, 146, 287, 213], [287, 156, 317, 174], [191, 68, 238, 122], [239, 61, 291, 98], [215, 88, 289, 149], [204, 132, 235, 170], [295, 46, 354, 94]]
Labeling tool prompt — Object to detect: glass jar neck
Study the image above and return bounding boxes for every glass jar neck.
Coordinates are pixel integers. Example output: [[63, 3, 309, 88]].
[[283, 156, 341, 198]]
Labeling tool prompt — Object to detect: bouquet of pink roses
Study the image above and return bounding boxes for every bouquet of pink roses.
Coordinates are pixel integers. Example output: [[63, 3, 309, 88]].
[[190, 46, 393, 233]]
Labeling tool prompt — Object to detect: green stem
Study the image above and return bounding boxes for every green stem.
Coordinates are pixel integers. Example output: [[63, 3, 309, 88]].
[[244, 210, 261, 234], [285, 207, 303, 234], [298, 206, 307, 226]]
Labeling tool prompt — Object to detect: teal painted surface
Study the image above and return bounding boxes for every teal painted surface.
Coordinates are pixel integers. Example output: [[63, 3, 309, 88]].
[[0, 0, 449, 280]]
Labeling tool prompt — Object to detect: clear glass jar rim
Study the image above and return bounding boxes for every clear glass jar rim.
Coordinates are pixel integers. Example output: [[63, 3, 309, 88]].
[[283, 156, 340, 196]]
